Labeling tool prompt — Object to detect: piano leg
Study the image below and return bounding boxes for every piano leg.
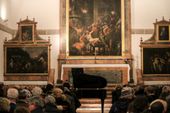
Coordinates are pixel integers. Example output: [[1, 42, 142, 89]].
[[101, 98, 104, 113]]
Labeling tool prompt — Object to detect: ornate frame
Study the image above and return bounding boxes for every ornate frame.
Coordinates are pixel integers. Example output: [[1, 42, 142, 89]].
[[66, 0, 125, 57], [59, 0, 131, 59], [156, 24, 170, 42], [141, 45, 170, 76], [4, 45, 50, 76], [3, 18, 51, 81], [58, 0, 132, 80], [20, 24, 34, 42], [140, 18, 170, 80]]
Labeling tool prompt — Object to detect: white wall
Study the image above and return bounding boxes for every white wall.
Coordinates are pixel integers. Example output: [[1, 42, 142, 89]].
[[0, 31, 12, 82], [131, 34, 151, 83], [8, 0, 60, 29], [131, 0, 170, 29]]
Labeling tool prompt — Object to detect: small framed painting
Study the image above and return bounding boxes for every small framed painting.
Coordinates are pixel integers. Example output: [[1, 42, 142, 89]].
[[156, 25, 170, 42], [20, 24, 34, 42]]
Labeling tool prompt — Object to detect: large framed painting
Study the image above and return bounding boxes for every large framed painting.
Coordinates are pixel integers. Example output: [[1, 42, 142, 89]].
[[4, 45, 50, 76], [142, 47, 170, 75], [67, 0, 125, 56]]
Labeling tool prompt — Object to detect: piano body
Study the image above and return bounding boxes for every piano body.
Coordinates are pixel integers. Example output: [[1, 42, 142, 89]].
[[71, 68, 107, 113]]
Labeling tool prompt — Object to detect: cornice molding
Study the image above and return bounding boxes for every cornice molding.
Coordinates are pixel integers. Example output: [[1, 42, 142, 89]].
[[0, 23, 154, 35], [0, 23, 15, 35], [0, 23, 59, 35], [132, 28, 154, 34]]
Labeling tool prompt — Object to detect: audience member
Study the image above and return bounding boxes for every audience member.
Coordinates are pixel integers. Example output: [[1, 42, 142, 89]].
[[7, 87, 19, 113], [134, 85, 145, 96], [165, 95, 170, 113], [43, 83, 54, 95], [111, 85, 122, 104], [31, 86, 43, 97], [144, 86, 157, 103], [53, 87, 71, 113], [16, 88, 31, 108], [28, 96, 45, 113], [0, 82, 5, 97], [63, 81, 80, 113], [44, 95, 62, 113], [159, 86, 170, 100], [63, 82, 80, 102], [127, 95, 149, 113], [109, 86, 134, 113], [14, 106, 30, 113], [150, 99, 167, 113], [0, 97, 10, 113]]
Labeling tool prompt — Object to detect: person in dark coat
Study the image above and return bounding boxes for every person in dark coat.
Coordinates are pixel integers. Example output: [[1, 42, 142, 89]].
[[127, 95, 149, 113], [14, 106, 30, 113], [53, 87, 71, 113], [28, 96, 45, 113], [109, 86, 134, 113], [44, 95, 62, 113], [63, 81, 81, 112], [0, 82, 5, 97]]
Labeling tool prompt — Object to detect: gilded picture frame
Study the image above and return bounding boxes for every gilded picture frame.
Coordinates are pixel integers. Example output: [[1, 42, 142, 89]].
[[66, 0, 125, 57], [142, 46, 170, 76], [156, 25, 170, 42], [20, 24, 34, 42], [4, 45, 49, 76]]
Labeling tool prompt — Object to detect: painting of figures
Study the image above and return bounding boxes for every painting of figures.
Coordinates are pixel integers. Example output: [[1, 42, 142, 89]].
[[68, 0, 123, 56], [143, 48, 170, 74], [5, 46, 49, 75]]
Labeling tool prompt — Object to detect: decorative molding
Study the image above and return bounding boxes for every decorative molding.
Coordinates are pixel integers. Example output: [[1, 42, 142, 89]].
[[0, 23, 15, 35], [132, 28, 154, 34], [0, 23, 59, 35], [144, 81, 170, 85], [4, 81, 48, 85], [37, 29, 60, 35], [1, 23, 154, 35]]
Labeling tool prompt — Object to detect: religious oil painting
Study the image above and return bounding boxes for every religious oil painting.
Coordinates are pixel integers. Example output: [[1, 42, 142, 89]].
[[5, 46, 49, 75], [21, 25, 34, 41], [142, 47, 170, 75], [68, 0, 124, 56], [158, 25, 169, 41]]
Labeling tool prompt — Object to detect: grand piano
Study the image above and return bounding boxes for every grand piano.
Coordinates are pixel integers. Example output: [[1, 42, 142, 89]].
[[71, 68, 107, 113]]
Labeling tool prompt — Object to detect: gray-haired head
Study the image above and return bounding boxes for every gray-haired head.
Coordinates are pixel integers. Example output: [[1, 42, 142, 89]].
[[28, 96, 44, 107], [31, 86, 43, 96], [44, 95, 56, 104], [7, 88, 19, 99]]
